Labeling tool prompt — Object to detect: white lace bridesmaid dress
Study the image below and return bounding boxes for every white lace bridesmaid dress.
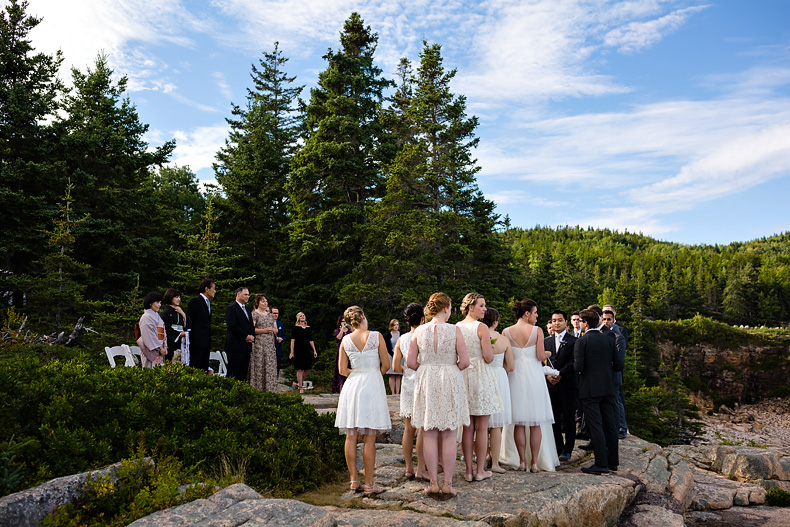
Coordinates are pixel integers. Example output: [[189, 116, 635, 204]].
[[334, 331, 392, 435], [488, 352, 512, 428], [410, 322, 470, 431], [457, 321, 502, 416]]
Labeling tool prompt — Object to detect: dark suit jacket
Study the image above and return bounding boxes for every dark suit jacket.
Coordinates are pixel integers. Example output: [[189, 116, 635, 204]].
[[574, 329, 623, 399], [602, 325, 626, 385], [225, 302, 254, 354], [544, 332, 578, 391], [186, 294, 212, 348]]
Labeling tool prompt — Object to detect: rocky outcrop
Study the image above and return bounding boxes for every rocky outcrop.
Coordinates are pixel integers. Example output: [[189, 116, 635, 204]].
[[0, 461, 126, 527]]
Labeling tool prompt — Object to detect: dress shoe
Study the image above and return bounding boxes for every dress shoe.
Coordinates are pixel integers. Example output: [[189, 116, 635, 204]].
[[581, 465, 609, 475], [558, 452, 571, 462], [618, 429, 627, 440], [609, 466, 619, 472], [579, 442, 594, 451]]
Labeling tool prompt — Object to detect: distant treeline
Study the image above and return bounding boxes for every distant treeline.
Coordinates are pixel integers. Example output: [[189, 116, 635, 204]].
[[2, 3, 789, 348]]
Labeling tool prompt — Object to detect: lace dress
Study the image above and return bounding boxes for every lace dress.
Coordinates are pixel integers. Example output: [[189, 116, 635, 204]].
[[399, 332, 417, 418], [334, 331, 391, 435], [489, 352, 512, 428], [411, 323, 470, 431], [457, 321, 502, 416]]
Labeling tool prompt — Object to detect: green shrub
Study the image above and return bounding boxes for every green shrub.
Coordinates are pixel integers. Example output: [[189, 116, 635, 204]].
[[0, 350, 345, 498], [43, 455, 215, 527], [766, 487, 790, 507]]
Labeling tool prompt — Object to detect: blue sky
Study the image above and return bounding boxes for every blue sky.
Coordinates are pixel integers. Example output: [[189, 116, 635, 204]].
[[26, 0, 790, 246]]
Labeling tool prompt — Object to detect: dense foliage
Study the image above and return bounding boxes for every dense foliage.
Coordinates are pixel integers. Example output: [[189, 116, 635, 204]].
[[0, 345, 345, 498]]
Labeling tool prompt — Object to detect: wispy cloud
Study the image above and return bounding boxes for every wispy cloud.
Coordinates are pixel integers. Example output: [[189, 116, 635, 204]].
[[604, 5, 710, 54]]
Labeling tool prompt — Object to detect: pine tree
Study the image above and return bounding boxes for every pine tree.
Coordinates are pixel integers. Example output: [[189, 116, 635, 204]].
[[0, 0, 65, 308], [58, 54, 175, 299], [285, 12, 393, 329], [214, 43, 302, 290]]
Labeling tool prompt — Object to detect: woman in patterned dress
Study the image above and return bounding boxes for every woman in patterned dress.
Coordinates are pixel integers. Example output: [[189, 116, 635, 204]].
[[250, 294, 278, 392]]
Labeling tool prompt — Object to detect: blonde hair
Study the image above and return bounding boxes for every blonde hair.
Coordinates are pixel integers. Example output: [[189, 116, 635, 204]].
[[344, 306, 365, 328], [388, 318, 399, 330], [424, 292, 451, 318], [295, 311, 305, 324], [460, 293, 484, 316]]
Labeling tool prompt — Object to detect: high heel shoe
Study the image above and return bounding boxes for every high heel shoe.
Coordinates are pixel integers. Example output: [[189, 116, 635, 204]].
[[530, 464, 539, 473]]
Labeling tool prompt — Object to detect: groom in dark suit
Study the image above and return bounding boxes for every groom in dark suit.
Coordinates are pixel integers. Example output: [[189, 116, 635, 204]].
[[224, 286, 255, 381], [574, 308, 623, 474], [544, 310, 578, 461], [185, 279, 215, 371]]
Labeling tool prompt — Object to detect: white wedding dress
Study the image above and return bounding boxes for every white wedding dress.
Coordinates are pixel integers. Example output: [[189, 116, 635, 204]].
[[499, 325, 559, 471]]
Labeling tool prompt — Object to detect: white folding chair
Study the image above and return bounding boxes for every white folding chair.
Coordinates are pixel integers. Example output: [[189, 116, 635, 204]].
[[105, 345, 135, 368], [209, 351, 228, 377]]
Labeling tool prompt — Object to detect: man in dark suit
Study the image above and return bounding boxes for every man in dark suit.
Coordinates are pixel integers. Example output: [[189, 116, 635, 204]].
[[545, 310, 578, 461], [603, 304, 629, 438], [271, 306, 286, 376], [574, 308, 623, 475], [185, 279, 215, 371], [224, 286, 255, 381]]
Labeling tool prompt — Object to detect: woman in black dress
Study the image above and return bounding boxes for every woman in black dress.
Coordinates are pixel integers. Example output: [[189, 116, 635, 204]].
[[290, 311, 317, 394], [161, 288, 190, 362]]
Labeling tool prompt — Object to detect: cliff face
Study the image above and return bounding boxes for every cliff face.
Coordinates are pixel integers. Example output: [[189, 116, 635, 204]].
[[657, 341, 790, 404]]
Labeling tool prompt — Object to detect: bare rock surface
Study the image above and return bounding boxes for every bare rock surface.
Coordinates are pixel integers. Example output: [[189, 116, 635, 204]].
[[686, 506, 790, 527]]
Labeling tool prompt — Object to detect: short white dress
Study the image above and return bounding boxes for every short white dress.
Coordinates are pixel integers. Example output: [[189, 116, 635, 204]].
[[334, 331, 392, 435], [410, 323, 470, 431], [489, 352, 512, 428], [399, 332, 417, 418], [457, 321, 502, 416]]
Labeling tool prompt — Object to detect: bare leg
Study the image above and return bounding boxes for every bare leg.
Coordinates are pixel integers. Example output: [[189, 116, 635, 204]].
[[489, 427, 505, 472], [475, 415, 492, 478], [514, 425, 527, 469], [415, 428, 428, 479], [439, 429, 458, 496], [462, 423, 474, 479], [422, 429, 440, 494], [296, 370, 304, 391], [344, 432, 359, 485], [362, 433, 377, 486], [388, 375, 396, 394], [403, 418, 415, 475], [394, 375, 401, 395], [529, 425, 542, 471]]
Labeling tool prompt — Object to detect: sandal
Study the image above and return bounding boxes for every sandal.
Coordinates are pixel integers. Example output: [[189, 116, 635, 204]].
[[491, 465, 506, 474], [463, 473, 474, 483], [424, 485, 441, 500], [530, 464, 539, 473], [404, 471, 415, 480], [349, 479, 361, 492], [362, 483, 385, 494]]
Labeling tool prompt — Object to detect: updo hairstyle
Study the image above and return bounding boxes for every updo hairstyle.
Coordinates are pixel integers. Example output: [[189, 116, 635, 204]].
[[481, 307, 499, 328], [343, 305, 365, 329], [403, 302, 424, 328], [424, 292, 451, 319], [460, 293, 484, 316], [512, 298, 537, 319]]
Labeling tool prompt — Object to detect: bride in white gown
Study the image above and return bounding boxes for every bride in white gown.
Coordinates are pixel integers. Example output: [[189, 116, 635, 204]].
[[500, 299, 559, 472]]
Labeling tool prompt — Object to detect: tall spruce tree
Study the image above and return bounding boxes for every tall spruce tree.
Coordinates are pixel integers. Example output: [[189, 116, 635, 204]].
[[214, 42, 302, 291], [345, 42, 516, 321], [58, 54, 175, 300], [0, 0, 65, 308], [286, 12, 393, 330]]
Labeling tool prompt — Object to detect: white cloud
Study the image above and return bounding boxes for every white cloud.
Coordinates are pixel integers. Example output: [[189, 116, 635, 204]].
[[212, 72, 234, 102], [169, 124, 230, 173], [604, 5, 709, 54]]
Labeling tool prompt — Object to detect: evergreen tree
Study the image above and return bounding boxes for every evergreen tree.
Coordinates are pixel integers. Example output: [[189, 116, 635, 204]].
[[286, 13, 393, 330], [58, 54, 175, 299], [0, 0, 65, 308], [214, 43, 302, 291]]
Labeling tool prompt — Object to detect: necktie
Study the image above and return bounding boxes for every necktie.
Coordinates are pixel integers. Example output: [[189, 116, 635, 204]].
[[205, 298, 211, 314]]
